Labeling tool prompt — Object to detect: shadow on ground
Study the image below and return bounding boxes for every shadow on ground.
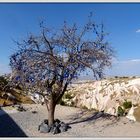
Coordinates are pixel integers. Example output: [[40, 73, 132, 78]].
[[68, 110, 119, 126], [0, 108, 27, 137]]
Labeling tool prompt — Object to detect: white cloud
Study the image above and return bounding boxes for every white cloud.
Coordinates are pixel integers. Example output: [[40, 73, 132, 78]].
[[129, 59, 140, 62], [136, 29, 140, 33], [113, 59, 140, 64], [105, 59, 140, 77]]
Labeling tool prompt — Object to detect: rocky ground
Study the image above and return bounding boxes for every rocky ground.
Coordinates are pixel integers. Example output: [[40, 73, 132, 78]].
[[0, 104, 140, 137]]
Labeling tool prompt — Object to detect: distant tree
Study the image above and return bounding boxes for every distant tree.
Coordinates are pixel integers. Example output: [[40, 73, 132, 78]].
[[114, 76, 118, 79], [0, 76, 8, 91], [9, 14, 114, 126]]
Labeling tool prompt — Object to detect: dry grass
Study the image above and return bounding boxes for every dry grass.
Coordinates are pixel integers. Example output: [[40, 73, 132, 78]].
[[11, 89, 34, 104], [0, 98, 13, 106], [0, 88, 34, 106]]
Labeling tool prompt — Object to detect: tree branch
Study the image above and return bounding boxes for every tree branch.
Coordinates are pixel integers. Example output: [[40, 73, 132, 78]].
[[55, 82, 68, 104]]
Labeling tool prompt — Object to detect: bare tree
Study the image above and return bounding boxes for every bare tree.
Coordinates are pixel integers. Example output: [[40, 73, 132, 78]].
[[9, 15, 114, 126]]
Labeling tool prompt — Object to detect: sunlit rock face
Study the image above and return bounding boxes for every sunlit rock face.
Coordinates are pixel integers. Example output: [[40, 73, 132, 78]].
[[68, 77, 140, 116]]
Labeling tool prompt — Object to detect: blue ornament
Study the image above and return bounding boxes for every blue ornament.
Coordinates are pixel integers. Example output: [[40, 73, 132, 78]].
[[15, 76, 20, 81]]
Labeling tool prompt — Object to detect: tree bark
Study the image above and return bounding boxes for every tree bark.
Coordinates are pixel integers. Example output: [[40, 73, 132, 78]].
[[47, 98, 56, 126]]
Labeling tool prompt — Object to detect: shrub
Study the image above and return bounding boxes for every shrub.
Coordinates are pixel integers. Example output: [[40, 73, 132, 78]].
[[58, 99, 66, 106], [123, 100, 132, 109], [82, 105, 88, 110], [63, 91, 75, 100], [69, 101, 75, 107], [0, 76, 8, 90], [122, 76, 128, 79], [58, 91, 75, 106], [117, 106, 125, 116], [132, 76, 136, 79], [64, 93, 73, 99]]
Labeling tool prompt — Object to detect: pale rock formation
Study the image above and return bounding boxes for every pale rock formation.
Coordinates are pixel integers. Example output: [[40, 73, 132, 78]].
[[68, 77, 140, 119], [126, 106, 136, 121]]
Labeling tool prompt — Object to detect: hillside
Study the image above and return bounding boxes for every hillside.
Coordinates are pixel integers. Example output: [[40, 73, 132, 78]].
[[0, 74, 34, 106], [62, 76, 140, 120], [1, 75, 140, 121], [0, 89, 34, 106]]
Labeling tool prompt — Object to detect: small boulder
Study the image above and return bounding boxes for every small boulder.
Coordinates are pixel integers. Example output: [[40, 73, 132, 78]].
[[54, 121, 60, 127], [39, 123, 50, 133], [59, 125, 67, 132], [50, 124, 56, 133], [17, 106, 26, 112], [59, 123, 70, 132], [44, 119, 48, 124], [38, 119, 71, 134], [126, 106, 136, 121], [60, 121, 65, 126], [53, 126, 61, 134], [32, 111, 37, 114], [54, 119, 61, 123]]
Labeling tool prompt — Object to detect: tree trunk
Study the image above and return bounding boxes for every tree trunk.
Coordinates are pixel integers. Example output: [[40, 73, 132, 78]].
[[47, 99, 56, 126]]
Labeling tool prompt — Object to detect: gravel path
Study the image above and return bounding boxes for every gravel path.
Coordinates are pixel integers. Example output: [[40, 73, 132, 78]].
[[0, 104, 140, 137]]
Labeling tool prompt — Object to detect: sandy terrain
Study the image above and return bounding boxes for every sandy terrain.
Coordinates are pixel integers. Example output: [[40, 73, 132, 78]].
[[0, 104, 140, 137]]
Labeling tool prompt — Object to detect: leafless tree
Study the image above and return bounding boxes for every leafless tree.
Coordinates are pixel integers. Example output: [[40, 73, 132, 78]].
[[10, 15, 114, 126]]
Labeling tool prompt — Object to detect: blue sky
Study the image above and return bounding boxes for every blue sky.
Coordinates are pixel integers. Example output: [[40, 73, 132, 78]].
[[1, 3, 140, 77]]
